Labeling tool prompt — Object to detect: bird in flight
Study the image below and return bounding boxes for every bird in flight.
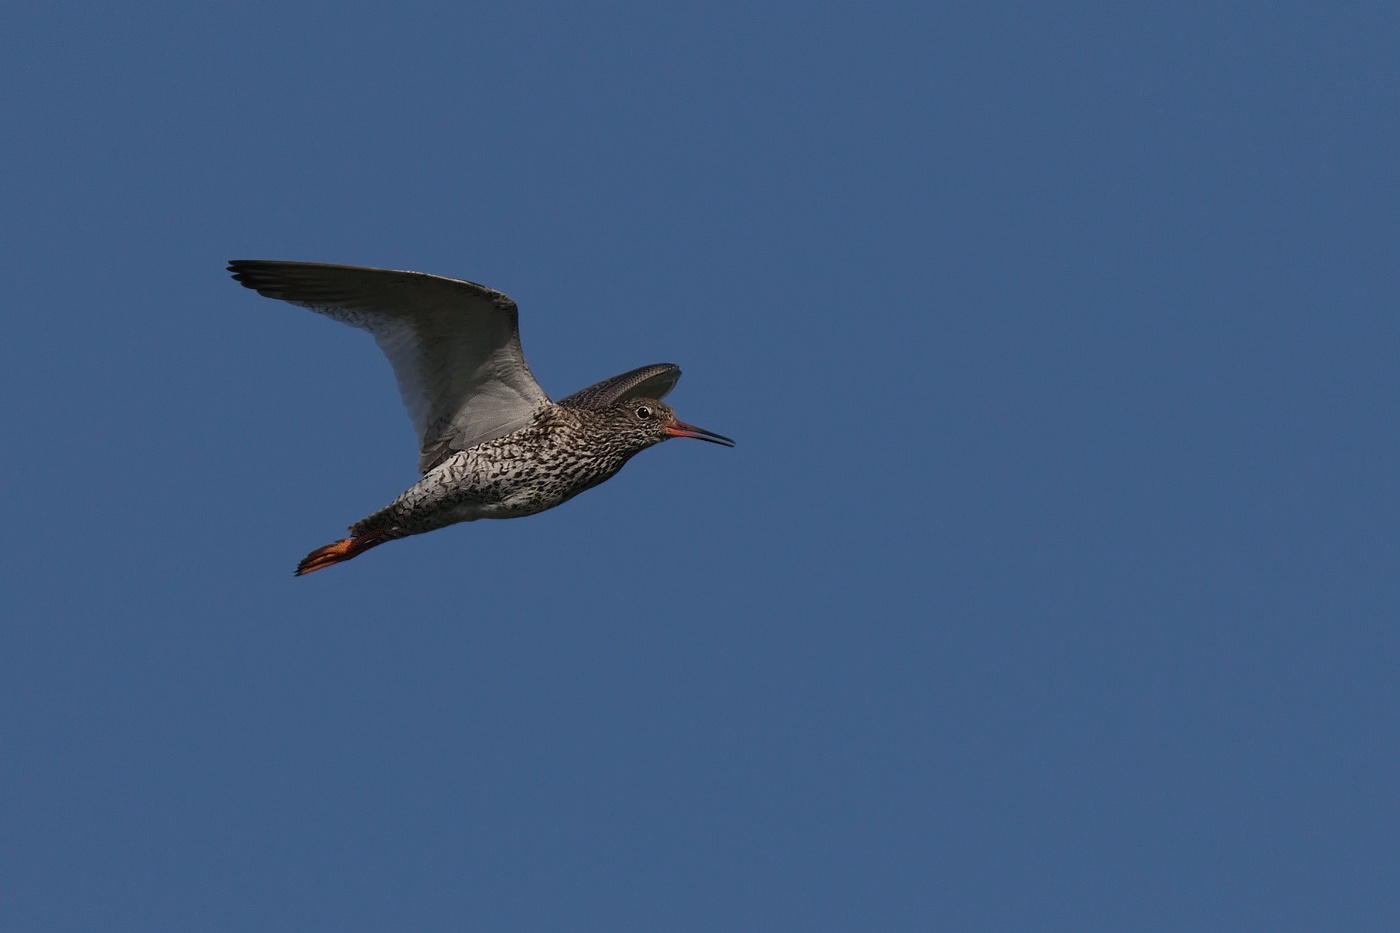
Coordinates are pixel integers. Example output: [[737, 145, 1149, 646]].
[[228, 261, 734, 575]]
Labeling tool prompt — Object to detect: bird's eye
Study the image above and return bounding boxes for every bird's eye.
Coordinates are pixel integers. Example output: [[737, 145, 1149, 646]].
[[635, 406, 652, 420]]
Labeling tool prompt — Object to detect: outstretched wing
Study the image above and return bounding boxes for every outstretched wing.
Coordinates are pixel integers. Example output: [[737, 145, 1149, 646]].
[[558, 363, 681, 410], [229, 260, 552, 474]]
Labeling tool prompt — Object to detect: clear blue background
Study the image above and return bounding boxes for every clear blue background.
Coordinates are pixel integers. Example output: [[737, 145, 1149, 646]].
[[3, 3, 1396, 929]]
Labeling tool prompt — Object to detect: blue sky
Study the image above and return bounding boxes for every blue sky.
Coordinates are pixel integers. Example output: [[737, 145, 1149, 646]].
[[2, 2, 1397, 929]]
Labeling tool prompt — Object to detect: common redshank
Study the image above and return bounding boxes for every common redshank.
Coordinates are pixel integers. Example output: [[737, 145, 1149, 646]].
[[228, 260, 734, 575]]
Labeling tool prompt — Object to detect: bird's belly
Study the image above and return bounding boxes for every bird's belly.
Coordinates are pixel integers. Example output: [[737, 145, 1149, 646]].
[[373, 446, 622, 538], [424, 460, 598, 523], [385, 485, 559, 534], [469, 475, 591, 520]]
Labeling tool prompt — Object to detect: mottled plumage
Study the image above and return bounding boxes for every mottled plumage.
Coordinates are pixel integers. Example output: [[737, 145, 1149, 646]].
[[227, 260, 734, 574]]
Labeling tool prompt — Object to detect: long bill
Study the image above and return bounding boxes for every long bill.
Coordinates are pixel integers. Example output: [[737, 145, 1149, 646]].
[[664, 420, 736, 447]]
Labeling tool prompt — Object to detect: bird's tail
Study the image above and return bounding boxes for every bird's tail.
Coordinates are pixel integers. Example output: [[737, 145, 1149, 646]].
[[295, 532, 386, 576]]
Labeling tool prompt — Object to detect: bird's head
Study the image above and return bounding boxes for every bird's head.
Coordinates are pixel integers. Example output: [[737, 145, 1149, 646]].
[[601, 398, 736, 451]]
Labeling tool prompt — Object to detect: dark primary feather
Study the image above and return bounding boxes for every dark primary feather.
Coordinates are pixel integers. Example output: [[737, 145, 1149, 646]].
[[558, 363, 682, 410]]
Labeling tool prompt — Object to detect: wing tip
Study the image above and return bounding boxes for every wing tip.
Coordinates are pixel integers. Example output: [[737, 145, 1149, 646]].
[[227, 259, 278, 291], [557, 362, 684, 409]]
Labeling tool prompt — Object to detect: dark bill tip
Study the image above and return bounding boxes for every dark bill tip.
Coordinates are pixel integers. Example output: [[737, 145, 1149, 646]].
[[664, 420, 736, 447]]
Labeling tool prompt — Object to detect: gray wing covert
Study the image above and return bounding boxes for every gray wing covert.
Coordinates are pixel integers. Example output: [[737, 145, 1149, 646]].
[[228, 260, 551, 473]]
